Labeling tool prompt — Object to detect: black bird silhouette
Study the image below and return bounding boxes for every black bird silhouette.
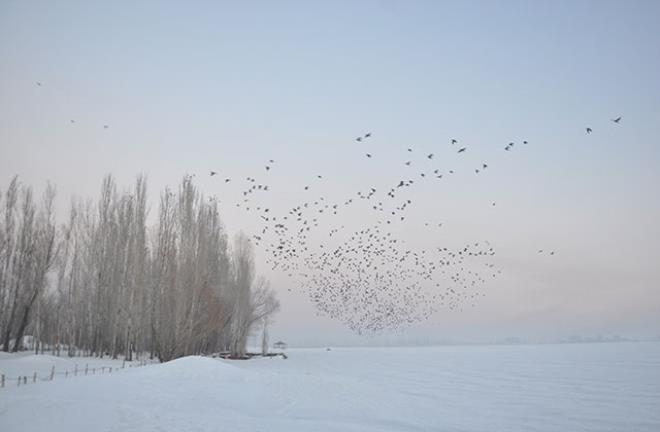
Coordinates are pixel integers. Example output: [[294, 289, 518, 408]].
[[103, 125, 109, 129], [611, 117, 621, 124], [405, 161, 411, 166], [266, 166, 271, 171], [36, 82, 42, 86], [356, 137, 363, 142], [224, 178, 231, 183], [457, 147, 466, 153], [407, 148, 413, 152], [366, 153, 372, 158], [365, 133, 371, 138], [482, 163, 488, 169], [427, 153, 434, 159], [210, 171, 217, 176], [586, 127, 592, 134], [523, 140, 528, 145], [451, 139, 458, 145]]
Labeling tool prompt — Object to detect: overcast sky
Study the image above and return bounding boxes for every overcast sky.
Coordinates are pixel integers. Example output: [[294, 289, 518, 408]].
[[1, 0, 659, 345]]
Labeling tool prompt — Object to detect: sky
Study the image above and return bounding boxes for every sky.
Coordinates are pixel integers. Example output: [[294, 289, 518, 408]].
[[1, 0, 659, 346]]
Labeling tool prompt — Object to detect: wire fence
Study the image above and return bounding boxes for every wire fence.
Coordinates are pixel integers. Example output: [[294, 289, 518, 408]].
[[1, 357, 158, 389]]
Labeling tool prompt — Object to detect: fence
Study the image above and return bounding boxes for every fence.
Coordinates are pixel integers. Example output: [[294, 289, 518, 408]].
[[0, 358, 156, 389]]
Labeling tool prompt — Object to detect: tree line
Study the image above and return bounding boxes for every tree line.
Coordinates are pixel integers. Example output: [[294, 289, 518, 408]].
[[0, 175, 279, 361]]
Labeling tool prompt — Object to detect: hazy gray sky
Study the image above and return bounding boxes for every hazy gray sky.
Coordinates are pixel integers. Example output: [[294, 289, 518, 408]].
[[1, 1, 659, 344]]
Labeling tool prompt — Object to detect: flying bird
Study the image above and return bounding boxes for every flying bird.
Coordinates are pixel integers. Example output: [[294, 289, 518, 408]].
[[366, 153, 372, 158], [457, 147, 466, 153], [356, 137, 363, 142], [365, 133, 371, 138], [103, 125, 109, 129], [451, 139, 458, 145], [611, 116, 621, 124], [427, 153, 434, 159], [210, 171, 217, 176], [586, 127, 592, 134]]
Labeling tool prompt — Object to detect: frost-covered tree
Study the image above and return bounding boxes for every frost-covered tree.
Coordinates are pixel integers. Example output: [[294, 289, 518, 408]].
[[0, 175, 278, 360]]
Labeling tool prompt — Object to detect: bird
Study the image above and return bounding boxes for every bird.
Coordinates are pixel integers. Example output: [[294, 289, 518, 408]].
[[451, 139, 458, 145], [317, 175, 322, 179], [224, 178, 231, 183], [210, 171, 218, 176], [366, 153, 372, 158], [405, 161, 411, 166], [586, 127, 592, 134], [427, 153, 434, 159], [523, 140, 528, 145], [103, 125, 109, 129], [365, 133, 371, 138], [356, 137, 363, 142], [611, 116, 621, 124], [266, 166, 271, 171], [457, 147, 466, 153], [492, 202, 496, 206], [407, 148, 413, 152], [36, 82, 42, 86], [70, 120, 75, 124], [482, 163, 488, 169]]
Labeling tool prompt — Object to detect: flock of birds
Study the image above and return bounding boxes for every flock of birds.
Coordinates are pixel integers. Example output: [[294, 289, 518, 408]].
[[35, 81, 622, 334], [202, 119, 621, 334]]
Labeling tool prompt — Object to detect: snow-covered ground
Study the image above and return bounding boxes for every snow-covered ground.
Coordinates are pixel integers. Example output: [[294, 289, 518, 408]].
[[0, 351, 153, 382], [1, 342, 659, 431]]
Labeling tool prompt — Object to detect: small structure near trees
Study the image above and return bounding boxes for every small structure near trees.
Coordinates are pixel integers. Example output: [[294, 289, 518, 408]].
[[273, 341, 287, 350]]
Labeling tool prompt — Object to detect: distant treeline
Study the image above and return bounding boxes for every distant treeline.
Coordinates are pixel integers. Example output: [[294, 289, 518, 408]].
[[0, 175, 279, 361]]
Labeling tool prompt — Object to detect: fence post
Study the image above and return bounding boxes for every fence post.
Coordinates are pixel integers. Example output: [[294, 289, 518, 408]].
[[50, 366, 55, 381], [33, 372, 37, 383], [23, 376, 27, 385], [1, 374, 4, 388]]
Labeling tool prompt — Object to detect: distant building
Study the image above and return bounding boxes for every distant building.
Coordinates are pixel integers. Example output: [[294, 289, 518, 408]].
[[273, 341, 287, 350]]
